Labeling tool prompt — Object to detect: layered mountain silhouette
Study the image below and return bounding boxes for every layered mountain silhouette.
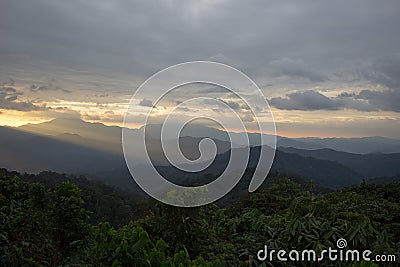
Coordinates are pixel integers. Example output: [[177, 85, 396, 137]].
[[278, 147, 400, 178], [0, 118, 399, 191]]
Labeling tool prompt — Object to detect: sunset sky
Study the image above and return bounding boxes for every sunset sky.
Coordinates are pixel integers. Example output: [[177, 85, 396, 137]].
[[1, 0, 399, 138]]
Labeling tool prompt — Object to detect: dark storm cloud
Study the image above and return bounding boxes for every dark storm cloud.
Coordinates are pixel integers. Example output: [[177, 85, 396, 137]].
[[1, 0, 400, 79], [269, 90, 380, 112], [0, 87, 45, 111]]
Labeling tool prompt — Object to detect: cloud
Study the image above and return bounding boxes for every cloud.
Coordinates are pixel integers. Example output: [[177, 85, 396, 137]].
[[2, 0, 399, 81], [359, 55, 400, 89], [82, 113, 101, 121], [199, 86, 229, 94], [270, 90, 341, 111], [2, 87, 18, 93], [50, 109, 82, 119], [0, 87, 46, 111], [1, 0, 400, 138], [30, 84, 70, 93], [269, 90, 384, 112], [337, 92, 356, 98], [6, 95, 18, 101], [176, 107, 190, 112], [240, 112, 254, 122], [356, 89, 400, 112], [139, 98, 155, 107], [0, 78, 15, 86], [269, 58, 327, 82], [218, 99, 241, 110], [82, 110, 123, 123]]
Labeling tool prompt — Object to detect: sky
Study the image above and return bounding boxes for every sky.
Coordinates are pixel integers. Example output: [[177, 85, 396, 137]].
[[0, 0, 399, 138]]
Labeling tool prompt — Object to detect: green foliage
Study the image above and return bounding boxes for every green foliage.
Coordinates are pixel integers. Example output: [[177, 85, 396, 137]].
[[134, 202, 207, 256], [52, 181, 90, 253], [0, 174, 90, 266], [0, 174, 222, 266], [236, 178, 303, 215], [136, 178, 400, 266], [5, 169, 140, 227], [72, 222, 222, 267], [1, 172, 399, 266]]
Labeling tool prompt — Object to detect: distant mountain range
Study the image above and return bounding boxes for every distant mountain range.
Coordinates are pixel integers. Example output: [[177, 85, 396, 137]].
[[18, 118, 400, 154], [0, 118, 399, 191], [278, 147, 400, 178], [279, 136, 400, 154]]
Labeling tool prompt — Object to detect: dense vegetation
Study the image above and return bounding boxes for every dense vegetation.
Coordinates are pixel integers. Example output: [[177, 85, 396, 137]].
[[0, 168, 141, 227], [1, 171, 399, 266]]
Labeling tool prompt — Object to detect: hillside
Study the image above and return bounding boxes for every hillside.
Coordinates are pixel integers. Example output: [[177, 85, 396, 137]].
[[1, 171, 399, 266], [279, 147, 400, 178], [0, 168, 144, 227], [1, 119, 399, 191]]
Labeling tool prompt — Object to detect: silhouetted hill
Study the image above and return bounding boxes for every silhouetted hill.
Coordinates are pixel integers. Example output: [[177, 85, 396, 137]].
[[171, 146, 363, 189], [278, 147, 400, 178], [19, 118, 122, 154], [1, 118, 399, 191], [17, 118, 400, 154], [367, 174, 400, 184], [289, 136, 400, 154], [0, 126, 124, 173]]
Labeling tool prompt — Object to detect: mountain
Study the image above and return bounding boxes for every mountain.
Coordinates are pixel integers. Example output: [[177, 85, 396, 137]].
[[0, 126, 124, 173], [278, 147, 400, 178], [16, 118, 400, 154], [367, 175, 400, 184], [17, 119, 232, 165], [172, 125, 400, 154], [277, 136, 326, 150], [18, 118, 122, 155], [288, 136, 400, 154], [159, 146, 362, 189], [1, 118, 399, 190]]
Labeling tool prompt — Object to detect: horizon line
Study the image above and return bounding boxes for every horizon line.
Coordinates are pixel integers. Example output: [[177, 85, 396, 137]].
[[2, 117, 399, 140]]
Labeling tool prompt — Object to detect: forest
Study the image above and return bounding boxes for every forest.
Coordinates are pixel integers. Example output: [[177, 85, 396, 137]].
[[1, 169, 399, 266]]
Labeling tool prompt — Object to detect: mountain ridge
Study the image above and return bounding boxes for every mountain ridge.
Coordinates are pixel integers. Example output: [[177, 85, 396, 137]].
[[15, 118, 400, 154], [0, 118, 398, 191]]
